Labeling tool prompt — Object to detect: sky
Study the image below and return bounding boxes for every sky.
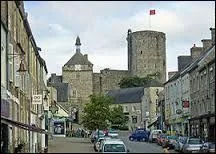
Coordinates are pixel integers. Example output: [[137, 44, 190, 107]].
[[24, 1, 215, 78]]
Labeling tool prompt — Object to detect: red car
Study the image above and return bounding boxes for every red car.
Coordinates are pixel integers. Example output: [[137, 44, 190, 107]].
[[157, 134, 168, 146]]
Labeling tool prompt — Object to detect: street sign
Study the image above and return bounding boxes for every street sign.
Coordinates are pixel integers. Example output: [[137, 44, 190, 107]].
[[32, 95, 43, 104]]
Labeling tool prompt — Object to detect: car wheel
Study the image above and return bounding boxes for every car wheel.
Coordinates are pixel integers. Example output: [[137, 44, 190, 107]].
[[129, 137, 134, 141]]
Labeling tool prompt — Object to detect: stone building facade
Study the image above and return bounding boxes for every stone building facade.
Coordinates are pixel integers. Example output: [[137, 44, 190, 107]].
[[188, 36, 215, 142], [1, 1, 49, 153], [164, 28, 215, 140]]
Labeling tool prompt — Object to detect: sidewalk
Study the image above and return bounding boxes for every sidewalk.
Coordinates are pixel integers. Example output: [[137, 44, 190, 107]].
[[48, 137, 95, 153]]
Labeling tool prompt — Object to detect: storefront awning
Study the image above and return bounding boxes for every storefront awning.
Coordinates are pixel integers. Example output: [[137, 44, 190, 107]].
[[147, 119, 158, 128], [1, 116, 48, 134]]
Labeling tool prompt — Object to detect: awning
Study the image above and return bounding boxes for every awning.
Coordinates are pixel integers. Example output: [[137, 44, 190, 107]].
[[147, 119, 158, 128], [1, 117, 48, 134]]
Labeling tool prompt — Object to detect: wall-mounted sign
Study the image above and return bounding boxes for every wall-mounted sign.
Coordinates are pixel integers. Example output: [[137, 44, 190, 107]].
[[32, 95, 42, 104], [176, 109, 183, 114]]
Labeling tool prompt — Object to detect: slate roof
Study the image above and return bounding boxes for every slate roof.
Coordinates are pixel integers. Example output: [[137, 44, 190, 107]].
[[64, 51, 93, 66], [106, 87, 144, 104], [47, 82, 70, 102]]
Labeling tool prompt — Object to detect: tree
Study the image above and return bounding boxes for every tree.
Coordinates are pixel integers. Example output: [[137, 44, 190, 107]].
[[119, 72, 161, 88], [81, 94, 113, 131], [109, 106, 127, 128]]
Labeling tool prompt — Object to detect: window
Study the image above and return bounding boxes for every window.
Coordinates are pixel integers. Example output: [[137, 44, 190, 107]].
[[76, 73, 80, 79], [124, 106, 128, 112], [132, 106, 136, 112], [140, 51, 142, 54], [73, 90, 77, 98], [132, 116, 137, 123], [1, 42, 6, 87]]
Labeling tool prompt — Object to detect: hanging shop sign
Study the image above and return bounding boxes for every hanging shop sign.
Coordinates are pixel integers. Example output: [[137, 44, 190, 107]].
[[32, 95, 43, 104]]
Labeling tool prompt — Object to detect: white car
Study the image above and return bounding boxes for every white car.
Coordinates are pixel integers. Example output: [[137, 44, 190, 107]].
[[148, 130, 162, 142], [108, 130, 119, 138], [99, 139, 129, 153]]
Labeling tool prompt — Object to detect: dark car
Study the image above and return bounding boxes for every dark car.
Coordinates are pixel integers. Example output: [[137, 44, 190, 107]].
[[129, 129, 150, 142], [200, 142, 215, 153]]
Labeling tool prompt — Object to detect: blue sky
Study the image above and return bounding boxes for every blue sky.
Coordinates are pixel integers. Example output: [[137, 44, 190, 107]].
[[24, 1, 215, 78]]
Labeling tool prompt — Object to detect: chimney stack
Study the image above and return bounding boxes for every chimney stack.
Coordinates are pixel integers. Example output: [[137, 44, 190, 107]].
[[210, 27, 215, 45], [177, 56, 192, 71], [190, 44, 203, 60], [84, 54, 88, 60], [201, 39, 212, 52]]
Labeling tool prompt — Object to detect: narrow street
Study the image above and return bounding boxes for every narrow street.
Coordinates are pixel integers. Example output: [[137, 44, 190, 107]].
[[48, 137, 95, 153], [48, 131, 178, 153]]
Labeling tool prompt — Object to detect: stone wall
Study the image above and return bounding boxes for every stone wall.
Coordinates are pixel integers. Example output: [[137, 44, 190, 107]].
[[99, 69, 129, 94], [92, 73, 101, 95], [127, 30, 166, 84]]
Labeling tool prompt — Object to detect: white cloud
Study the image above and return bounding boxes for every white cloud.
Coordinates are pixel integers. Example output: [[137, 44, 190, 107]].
[[24, 1, 215, 77]]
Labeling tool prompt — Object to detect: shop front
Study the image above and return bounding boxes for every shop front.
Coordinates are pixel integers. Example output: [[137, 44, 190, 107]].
[[189, 113, 215, 142], [1, 97, 10, 153]]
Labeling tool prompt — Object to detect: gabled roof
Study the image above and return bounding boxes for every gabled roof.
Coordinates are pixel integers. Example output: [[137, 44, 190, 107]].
[[64, 51, 93, 66], [106, 87, 144, 104]]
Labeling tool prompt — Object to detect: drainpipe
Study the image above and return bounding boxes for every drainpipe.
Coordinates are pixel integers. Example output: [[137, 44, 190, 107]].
[[28, 35, 33, 153]]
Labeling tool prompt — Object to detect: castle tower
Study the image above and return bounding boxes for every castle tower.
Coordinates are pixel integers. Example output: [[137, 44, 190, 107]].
[[62, 36, 93, 117], [127, 30, 166, 83]]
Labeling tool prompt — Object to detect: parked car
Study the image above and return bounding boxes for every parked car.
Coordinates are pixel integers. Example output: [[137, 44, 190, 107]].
[[93, 136, 111, 151], [174, 136, 188, 152], [157, 134, 167, 146], [162, 135, 178, 149], [199, 142, 215, 153], [182, 137, 204, 153], [99, 139, 129, 153], [148, 130, 162, 142], [129, 129, 149, 142], [90, 130, 105, 143], [108, 129, 119, 138]]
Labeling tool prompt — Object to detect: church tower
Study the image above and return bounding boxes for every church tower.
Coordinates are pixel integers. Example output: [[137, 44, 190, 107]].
[[62, 36, 93, 119]]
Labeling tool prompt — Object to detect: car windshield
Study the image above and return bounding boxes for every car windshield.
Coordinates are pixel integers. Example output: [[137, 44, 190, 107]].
[[104, 144, 126, 152], [188, 138, 203, 144], [109, 130, 118, 133], [167, 136, 178, 140]]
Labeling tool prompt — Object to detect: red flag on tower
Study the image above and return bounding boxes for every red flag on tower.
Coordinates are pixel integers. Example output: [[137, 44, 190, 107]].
[[150, 9, 156, 15]]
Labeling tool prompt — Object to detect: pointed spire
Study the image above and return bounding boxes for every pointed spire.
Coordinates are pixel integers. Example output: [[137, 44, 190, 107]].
[[75, 36, 81, 52], [75, 36, 81, 46]]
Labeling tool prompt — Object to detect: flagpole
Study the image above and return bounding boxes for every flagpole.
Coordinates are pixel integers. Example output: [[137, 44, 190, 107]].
[[149, 14, 151, 30]]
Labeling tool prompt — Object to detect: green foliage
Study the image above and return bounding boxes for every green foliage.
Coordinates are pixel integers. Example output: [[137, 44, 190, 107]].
[[109, 106, 127, 127], [81, 94, 113, 131], [119, 72, 161, 88]]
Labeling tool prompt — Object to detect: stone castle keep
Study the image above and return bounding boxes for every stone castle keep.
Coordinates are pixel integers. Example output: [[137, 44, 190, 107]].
[[49, 29, 166, 114]]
